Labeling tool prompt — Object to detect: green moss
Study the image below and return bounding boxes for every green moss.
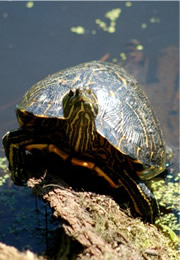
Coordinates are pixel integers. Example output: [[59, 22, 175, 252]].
[[78, 193, 179, 259]]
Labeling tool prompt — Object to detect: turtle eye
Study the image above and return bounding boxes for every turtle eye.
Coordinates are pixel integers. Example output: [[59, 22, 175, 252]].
[[69, 90, 74, 97]]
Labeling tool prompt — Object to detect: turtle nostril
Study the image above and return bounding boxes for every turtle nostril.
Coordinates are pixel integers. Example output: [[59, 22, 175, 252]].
[[75, 89, 80, 96]]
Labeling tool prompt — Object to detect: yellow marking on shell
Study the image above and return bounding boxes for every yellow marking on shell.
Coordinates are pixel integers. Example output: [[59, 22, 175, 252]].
[[157, 166, 164, 174], [37, 114, 50, 118], [57, 77, 69, 86], [139, 111, 149, 148], [114, 73, 127, 93], [43, 103, 52, 115], [17, 113, 25, 127], [89, 81, 97, 86], [132, 159, 142, 164], [129, 104, 149, 149], [109, 90, 115, 97], [136, 147, 141, 161], [148, 165, 155, 170], [115, 72, 127, 86], [117, 110, 126, 145], [150, 151, 154, 160], [118, 136, 126, 151], [71, 74, 81, 86]]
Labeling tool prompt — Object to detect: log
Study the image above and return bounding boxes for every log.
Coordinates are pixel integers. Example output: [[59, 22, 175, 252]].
[[24, 164, 178, 260], [0, 242, 43, 260]]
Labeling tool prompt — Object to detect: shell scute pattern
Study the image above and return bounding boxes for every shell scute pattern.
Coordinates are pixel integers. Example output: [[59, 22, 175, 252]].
[[17, 61, 165, 168]]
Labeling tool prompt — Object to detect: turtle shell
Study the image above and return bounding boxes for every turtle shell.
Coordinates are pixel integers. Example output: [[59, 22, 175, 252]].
[[17, 61, 166, 179]]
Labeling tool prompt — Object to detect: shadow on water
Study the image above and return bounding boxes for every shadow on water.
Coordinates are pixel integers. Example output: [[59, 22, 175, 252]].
[[0, 1, 179, 255]]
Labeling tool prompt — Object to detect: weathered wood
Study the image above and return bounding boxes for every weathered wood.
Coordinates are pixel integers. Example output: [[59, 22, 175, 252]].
[[26, 168, 178, 260], [28, 175, 142, 259], [0, 242, 44, 260]]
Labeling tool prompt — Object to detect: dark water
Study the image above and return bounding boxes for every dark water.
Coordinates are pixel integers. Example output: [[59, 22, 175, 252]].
[[0, 1, 179, 254]]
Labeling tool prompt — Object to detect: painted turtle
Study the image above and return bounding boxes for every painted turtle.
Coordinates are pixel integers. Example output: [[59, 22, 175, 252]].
[[2, 61, 167, 222]]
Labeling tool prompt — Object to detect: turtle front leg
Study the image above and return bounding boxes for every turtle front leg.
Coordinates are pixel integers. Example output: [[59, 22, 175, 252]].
[[2, 128, 36, 184]]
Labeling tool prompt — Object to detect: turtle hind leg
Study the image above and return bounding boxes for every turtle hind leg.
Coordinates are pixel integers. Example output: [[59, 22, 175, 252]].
[[117, 171, 159, 223]]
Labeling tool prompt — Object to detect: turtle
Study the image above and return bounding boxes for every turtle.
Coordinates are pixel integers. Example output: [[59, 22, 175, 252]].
[[2, 61, 167, 223]]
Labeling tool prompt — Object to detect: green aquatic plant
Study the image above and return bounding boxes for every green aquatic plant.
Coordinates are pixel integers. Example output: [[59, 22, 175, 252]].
[[149, 173, 180, 246], [0, 157, 10, 186], [150, 177, 180, 210]]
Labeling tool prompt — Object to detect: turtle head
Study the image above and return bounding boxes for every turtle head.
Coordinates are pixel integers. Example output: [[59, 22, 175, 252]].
[[63, 88, 98, 119], [63, 88, 98, 152]]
